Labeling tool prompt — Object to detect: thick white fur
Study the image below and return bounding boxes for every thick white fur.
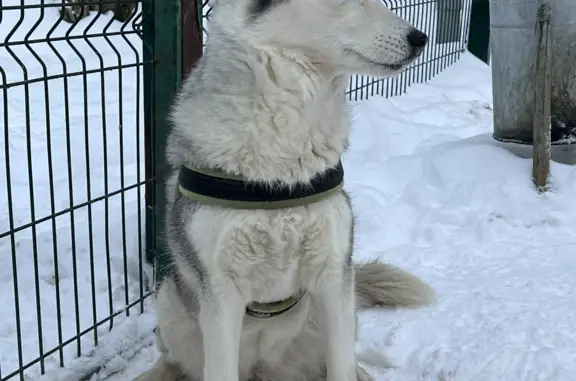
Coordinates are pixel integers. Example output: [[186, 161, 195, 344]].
[[135, 0, 434, 381]]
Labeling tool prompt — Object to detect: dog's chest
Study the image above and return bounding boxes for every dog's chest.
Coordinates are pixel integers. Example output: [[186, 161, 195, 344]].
[[222, 210, 315, 303], [192, 194, 353, 303], [242, 259, 301, 304]]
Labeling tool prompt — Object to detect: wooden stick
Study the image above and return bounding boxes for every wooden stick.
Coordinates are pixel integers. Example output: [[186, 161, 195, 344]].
[[532, 2, 552, 190]]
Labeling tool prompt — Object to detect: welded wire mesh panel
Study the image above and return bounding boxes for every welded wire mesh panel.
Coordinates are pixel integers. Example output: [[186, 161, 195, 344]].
[[0, 0, 154, 380], [200, 0, 473, 101]]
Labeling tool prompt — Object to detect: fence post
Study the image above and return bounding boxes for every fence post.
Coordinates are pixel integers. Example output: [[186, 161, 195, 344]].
[[468, 0, 490, 63], [144, 0, 203, 285], [143, 0, 155, 267], [143, 0, 182, 286], [181, 0, 203, 76], [532, 3, 552, 189]]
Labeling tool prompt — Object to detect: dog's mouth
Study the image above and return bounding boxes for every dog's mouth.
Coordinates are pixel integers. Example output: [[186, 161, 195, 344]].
[[345, 48, 420, 71]]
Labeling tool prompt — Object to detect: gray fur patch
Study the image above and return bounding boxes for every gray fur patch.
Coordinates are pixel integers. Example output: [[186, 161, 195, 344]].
[[165, 192, 208, 289], [342, 190, 355, 269], [249, 0, 287, 18], [172, 269, 201, 316]]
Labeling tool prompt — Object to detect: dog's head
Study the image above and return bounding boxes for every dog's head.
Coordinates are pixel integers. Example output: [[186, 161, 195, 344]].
[[211, 0, 427, 77]]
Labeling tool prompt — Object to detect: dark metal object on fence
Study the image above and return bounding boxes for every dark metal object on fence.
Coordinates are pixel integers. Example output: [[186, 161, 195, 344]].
[[467, 0, 490, 63], [58, 0, 137, 23], [490, 0, 576, 145]]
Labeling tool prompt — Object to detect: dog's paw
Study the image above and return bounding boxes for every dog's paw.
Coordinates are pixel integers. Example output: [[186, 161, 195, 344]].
[[356, 364, 373, 381]]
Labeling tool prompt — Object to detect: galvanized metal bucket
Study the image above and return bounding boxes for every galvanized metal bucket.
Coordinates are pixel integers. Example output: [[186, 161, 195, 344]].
[[490, 0, 576, 144]]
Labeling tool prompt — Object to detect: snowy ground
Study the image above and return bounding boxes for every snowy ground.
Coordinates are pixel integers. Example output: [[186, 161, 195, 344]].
[[34, 53, 575, 381], [2, 2, 576, 381]]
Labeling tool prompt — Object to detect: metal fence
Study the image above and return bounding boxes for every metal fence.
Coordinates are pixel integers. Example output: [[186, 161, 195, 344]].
[[0, 0, 157, 380], [0, 0, 475, 380]]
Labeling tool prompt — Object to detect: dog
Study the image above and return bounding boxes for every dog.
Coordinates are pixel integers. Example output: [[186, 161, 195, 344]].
[[134, 0, 433, 381]]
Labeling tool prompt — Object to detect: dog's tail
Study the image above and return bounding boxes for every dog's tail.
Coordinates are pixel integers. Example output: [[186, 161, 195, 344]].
[[355, 261, 435, 309]]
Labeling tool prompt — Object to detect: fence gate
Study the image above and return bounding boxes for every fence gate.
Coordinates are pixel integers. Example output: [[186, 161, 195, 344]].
[[0, 0, 476, 379]]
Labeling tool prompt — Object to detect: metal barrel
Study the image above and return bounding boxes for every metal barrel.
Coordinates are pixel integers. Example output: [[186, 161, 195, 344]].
[[490, 0, 576, 145]]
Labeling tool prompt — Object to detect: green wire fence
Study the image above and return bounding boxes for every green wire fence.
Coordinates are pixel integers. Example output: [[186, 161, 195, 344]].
[[0, 1, 157, 380]]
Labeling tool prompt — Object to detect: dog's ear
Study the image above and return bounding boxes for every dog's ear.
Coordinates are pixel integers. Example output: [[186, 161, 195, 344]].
[[249, 0, 286, 18]]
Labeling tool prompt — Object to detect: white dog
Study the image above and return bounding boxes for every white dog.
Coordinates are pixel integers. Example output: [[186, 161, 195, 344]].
[[135, 0, 433, 381]]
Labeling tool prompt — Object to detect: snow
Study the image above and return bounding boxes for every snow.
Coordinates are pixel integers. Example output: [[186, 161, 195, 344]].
[[45, 53, 576, 381], [2, 2, 576, 381]]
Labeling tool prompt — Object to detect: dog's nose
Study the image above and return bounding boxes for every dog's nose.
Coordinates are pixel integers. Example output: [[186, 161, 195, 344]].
[[407, 29, 428, 48]]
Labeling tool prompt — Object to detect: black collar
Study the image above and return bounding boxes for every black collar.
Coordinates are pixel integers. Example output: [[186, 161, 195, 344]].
[[177, 161, 344, 209]]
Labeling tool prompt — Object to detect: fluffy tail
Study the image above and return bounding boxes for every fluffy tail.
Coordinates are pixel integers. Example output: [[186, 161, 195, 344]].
[[355, 261, 435, 309]]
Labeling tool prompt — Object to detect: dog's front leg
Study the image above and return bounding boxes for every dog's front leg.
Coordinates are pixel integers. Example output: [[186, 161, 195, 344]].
[[316, 268, 357, 381], [198, 278, 245, 381]]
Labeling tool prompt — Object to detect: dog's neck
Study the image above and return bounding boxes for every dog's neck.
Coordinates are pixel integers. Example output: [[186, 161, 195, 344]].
[[168, 31, 352, 185]]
